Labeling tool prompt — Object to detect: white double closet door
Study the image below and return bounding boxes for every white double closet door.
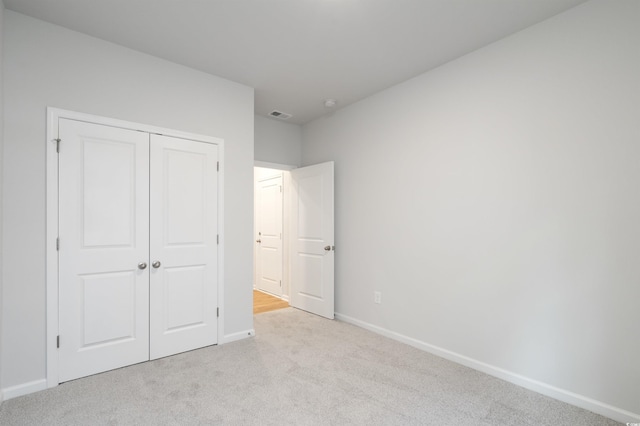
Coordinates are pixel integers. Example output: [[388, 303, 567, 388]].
[[58, 119, 219, 382]]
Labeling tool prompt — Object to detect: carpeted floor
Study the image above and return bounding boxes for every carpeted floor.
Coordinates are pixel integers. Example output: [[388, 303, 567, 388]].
[[0, 308, 621, 425]]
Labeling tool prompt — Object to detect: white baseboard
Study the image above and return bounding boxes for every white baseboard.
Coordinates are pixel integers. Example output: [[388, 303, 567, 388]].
[[1, 332, 256, 402], [1, 379, 48, 401], [222, 329, 255, 344], [335, 312, 639, 424], [0, 331, 255, 402]]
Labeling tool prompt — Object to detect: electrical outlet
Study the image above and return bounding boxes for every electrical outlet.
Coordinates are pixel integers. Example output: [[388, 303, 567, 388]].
[[374, 291, 381, 304]]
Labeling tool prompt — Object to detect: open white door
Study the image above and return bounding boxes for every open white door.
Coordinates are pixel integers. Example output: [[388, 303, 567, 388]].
[[290, 162, 334, 319]]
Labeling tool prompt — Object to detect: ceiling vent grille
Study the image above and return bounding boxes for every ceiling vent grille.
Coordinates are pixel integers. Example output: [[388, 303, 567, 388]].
[[269, 110, 293, 120]]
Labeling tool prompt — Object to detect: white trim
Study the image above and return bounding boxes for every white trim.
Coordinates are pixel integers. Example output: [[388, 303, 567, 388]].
[[282, 171, 292, 300], [45, 109, 60, 388], [216, 140, 225, 359], [48, 108, 221, 144], [46, 107, 225, 391], [222, 329, 255, 344], [335, 312, 639, 424], [1, 379, 48, 401], [253, 160, 297, 170]]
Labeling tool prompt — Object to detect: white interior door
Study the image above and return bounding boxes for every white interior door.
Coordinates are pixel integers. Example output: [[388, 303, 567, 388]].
[[58, 119, 150, 382], [149, 134, 219, 360], [290, 162, 335, 319], [58, 118, 220, 381], [255, 173, 283, 296]]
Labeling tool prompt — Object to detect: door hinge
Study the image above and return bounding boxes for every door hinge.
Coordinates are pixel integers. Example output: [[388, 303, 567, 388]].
[[217, 307, 219, 317], [217, 161, 219, 172], [217, 234, 219, 245], [57, 335, 60, 348], [56, 237, 60, 251], [55, 138, 61, 153], [280, 280, 282, 287]]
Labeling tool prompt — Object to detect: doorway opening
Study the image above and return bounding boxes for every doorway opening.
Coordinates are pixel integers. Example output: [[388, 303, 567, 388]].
[[253, 160, 335, 319], [253, 164, 294, 314]]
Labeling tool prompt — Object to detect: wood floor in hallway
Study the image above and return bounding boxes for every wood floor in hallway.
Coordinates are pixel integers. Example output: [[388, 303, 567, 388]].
[[254, 289, 289, 314]]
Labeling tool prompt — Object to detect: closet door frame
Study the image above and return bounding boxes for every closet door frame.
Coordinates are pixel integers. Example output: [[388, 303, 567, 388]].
[[45, 107, 225, 389]]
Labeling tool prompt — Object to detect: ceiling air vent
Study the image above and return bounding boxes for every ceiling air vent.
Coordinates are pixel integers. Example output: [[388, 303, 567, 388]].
[[269, 110, 293, 120]]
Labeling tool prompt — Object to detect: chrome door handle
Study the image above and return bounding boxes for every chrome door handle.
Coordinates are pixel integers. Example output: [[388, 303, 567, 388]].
[[138, 262, 148, 270], [152, 261, 161, 268], [324, 246, 331, 251]]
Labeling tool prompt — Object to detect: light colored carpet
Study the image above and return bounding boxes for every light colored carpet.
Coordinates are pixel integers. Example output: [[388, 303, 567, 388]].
[[0, 308, 620, 425]]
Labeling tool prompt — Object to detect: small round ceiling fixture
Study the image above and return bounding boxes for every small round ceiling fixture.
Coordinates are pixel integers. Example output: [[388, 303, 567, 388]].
[[324, 99, 337, 108]]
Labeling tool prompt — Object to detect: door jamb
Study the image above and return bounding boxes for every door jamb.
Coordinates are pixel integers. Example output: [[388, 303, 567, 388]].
[[46, 107, 225, 388], [254, 161, 296, 171]]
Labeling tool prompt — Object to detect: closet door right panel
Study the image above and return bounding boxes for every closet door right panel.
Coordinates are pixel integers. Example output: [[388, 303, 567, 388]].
[[149, 135, 219, 360]]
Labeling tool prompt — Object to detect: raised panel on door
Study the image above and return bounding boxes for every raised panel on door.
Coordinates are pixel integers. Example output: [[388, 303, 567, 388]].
[[291, 162, 334, 319], [149, 134, 218, 360], [58, 119, 150, 382], [256, 175, 283, 296]]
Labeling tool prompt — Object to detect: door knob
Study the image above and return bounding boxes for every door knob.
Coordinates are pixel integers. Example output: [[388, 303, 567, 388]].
[[138, 262, 148, 270], [324, 246, 331, 251], [152, 261, 161, 268], [256, 239, 261, 243]]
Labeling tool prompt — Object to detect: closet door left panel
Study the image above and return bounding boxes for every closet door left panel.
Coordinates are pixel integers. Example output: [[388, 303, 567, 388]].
[[58, 119, 150, 383]]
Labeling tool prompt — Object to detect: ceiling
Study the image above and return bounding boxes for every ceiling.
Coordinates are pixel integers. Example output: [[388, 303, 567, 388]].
[[4, 0, 588, 125]]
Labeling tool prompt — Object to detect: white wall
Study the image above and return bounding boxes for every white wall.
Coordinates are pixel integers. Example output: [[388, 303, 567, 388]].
[[2, 11, 254, 393], [302, 0, 639, 421], [255, 114, 302, 167]]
